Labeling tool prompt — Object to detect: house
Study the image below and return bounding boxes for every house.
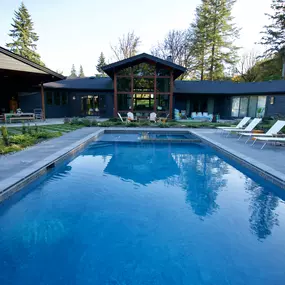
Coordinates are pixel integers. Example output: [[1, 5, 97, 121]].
[[1, 48, 285, 119]]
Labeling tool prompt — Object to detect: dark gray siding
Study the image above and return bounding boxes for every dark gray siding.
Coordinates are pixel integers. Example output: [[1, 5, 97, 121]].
[[18, 92, 42, 113], [265, 94, 285, 117]]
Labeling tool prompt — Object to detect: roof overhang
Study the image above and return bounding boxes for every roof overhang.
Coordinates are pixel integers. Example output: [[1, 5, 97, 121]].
[[102, 53, 186, 79], [0, 46, 65, 81]]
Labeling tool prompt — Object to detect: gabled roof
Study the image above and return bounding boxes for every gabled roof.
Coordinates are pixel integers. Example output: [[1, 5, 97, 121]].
[[102, 53, 186, 79], [44, 76, 113, 90], [174, 80, 285, 95], [0, 46, 65, 80]]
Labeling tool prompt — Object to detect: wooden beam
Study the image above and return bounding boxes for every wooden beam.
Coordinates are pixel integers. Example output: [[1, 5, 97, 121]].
[[154, 64, 157, 111], [169, 71, 174, 119], [114, 72, 118, 117], [40, 82, 46, 120]]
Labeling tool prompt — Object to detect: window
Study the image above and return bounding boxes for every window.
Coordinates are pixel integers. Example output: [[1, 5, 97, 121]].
[[62, 93, 68, 105], [257, 96, 266, 117], [118, 94, 132, 110], [54, 92, 61, 105], [133, 78, 154, 92], [231, 97, 240, 117], [117, 77, 131, 92], [133, 94, 154, 110], [239, 97, 249, 117], [133, 63, 155, 76], [156, 94, 169, 111], [46, 92, 53, 105], [117, 67, 132, 75], [156, 78, 170, 92]]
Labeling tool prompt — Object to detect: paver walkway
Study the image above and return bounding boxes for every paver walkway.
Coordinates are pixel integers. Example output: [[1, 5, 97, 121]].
[[191, 129, 285, 182], [0, 127, 100, 183]]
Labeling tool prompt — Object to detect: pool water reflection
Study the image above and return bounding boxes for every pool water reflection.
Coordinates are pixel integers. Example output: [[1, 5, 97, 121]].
[[0, 142, 284, 285]]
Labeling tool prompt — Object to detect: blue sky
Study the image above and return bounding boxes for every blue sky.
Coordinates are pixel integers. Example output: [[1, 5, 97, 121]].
[[0, 0, 272, 76]]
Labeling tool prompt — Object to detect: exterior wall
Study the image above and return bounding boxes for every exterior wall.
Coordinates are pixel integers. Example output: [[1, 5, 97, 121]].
[[265, 94, 285, 117], [18, 92, 42, 113]]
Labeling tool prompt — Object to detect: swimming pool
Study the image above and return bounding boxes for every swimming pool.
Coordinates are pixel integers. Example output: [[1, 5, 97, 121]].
[[0, 142, 285, 284]]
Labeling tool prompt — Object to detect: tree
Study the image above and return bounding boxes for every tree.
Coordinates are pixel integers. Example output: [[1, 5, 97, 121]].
[[79, 65, 85, 77], [69, 64, 77, 78], [190, 2, 211, 80], [235, 50, 261, 82], [260, 0, 285, 57], [6, 2, 44, 65], [96, 52, 107, 76], [191, 0, 240, 80], [151, 30, 195, 79], [110, 31, 140, 60]]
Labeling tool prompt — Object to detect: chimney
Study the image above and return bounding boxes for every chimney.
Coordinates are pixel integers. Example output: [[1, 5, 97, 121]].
[[166, 55, 173, 62]]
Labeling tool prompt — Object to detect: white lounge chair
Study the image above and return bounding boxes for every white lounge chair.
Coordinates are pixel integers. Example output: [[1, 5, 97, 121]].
[[223, 118, 262, 137], [217, 117, 251, 131], [252, 137, 285, 149], [239, 120, 285, 143], [191, 112, 197, 119], [149, 112, 157, 122]]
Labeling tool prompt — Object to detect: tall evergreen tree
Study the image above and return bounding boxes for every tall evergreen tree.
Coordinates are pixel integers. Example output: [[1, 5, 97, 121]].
[[191, 2, 211, 80], [191, 0, 240, 80], [260, 0, 285, 56], [69, 64, 77, 78], [6, 2, 44, 65], [79, 65, 85, 77], [96, 52, 107, 76]]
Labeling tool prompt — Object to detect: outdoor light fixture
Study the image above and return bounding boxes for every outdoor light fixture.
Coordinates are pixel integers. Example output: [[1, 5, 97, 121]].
[[270, 96, 275, 104], [72, 96, 76, 100]]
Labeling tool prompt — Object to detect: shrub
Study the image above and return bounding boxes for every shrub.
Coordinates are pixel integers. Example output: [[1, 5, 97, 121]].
[[0, 144, 22, 154], [81, 118, 92, 127], [70, 117, 81, 125], [1, 126, 9, 146], [158, 123, 170, 128], [139, 121, 150, 126], [32, 131, 62, 139], [22, 123, 26, 134], [34, 124, 38, 133], [108, 118, 120, 122], [10, 134, 36, 147]]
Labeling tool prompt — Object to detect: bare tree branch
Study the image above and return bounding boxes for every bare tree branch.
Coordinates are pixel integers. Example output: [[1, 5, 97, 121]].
[[110, 31, 141, 61]]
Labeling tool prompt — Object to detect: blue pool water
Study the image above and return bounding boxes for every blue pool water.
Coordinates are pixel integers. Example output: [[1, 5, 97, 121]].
[[0, 142, 285, 285]]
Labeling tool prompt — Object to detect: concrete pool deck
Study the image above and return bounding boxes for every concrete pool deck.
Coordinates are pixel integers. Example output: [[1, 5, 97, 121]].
[[0, 127, 285, 201]]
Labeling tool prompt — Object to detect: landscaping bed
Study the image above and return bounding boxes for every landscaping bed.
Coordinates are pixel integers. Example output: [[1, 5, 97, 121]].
[[0, 124, 80, 155]]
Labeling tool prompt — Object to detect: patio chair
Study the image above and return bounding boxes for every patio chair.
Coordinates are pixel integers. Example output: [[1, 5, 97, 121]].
[[149, 112, 157, 122], [191, 112, 197, 119], [251, 136, 285, 149], [117, 113, 125, 123], [181, 110, 187, 119], [239, 120, 285, 143], [223, 118, 262, 137], [127, 112, 135, 122], [216, 117, 251, 131]]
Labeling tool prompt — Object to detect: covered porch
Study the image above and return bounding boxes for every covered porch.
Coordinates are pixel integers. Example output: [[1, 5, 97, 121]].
[[0, 46, 64, 122]]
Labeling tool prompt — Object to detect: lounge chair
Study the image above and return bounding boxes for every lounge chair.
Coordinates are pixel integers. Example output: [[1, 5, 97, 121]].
[[181, 110, 187, 119], [252, 136, 285, 149], [223, 118, 262, 137], [217, 117, 251, 131], [239, 120, 285, 143], [149, 112, 157, 122]]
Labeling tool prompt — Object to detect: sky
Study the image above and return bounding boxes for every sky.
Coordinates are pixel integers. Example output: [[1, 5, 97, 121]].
[[0, 0, 272, 76]]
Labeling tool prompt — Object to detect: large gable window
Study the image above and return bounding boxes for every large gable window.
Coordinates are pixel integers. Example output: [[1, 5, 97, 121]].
[[115, 62, 173, 116]]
